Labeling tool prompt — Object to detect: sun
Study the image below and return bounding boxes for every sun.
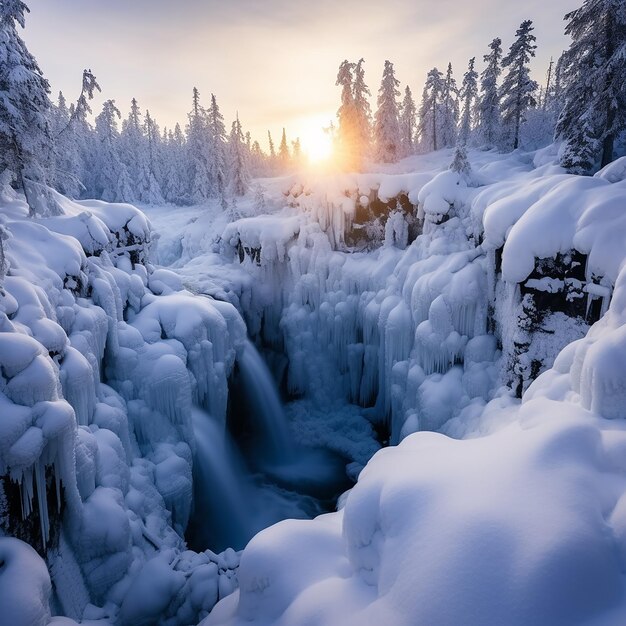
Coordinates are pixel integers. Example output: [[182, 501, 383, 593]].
[[299, 116, 334, 164]]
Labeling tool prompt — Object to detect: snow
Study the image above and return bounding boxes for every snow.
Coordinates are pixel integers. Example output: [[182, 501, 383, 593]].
[[5, 141, 626, 625], [0, 187, 245, 624], [208, 406, 626, 626], [0, 538, 52, 626]]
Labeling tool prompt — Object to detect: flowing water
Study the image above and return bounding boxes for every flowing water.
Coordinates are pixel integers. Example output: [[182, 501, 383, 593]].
[[187, 340, 350, 552]]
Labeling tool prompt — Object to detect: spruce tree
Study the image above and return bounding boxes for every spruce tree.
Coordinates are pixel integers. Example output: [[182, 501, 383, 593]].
[[50, 91, 82, 197], [417, 68, 445, 151], [0, 0, 52, 214], [556, 0, 626, 171], [278, 128, 290, 169], [373, 60, 401, 162], [335, 60, 357, 168], [450, 143, 472, 180], [94, 100, 134, 203], [120, 98, 147, 197], [352, 58, 372, 162], [500, 20, 538, 150], [441, 63, 459, 147], [227, 114, 250, 197], [399, 85, 417, 156], [477, 38, 502, 147], [186, 87, 211, 203], [459, 58, 478, 144], [207, 93, 227, 199], [143, 110, 164, 204]]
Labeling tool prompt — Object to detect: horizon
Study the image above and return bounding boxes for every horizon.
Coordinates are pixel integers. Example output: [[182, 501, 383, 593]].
[[24, 0, 575, 158]]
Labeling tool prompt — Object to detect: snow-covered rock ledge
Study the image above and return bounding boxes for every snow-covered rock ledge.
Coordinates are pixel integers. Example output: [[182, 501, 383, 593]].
[[0, 186, 246, 625]]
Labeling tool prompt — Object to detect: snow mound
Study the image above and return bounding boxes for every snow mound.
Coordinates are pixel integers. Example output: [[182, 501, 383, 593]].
[[208, 406, 626, 626]]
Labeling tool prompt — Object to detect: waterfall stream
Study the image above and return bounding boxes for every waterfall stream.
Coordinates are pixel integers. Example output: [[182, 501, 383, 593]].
[[187, 340, 350, 552]]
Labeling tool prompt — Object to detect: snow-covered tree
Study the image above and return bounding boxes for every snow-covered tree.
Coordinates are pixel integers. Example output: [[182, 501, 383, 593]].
[[249, 140, 266, 176], [477, 38, 502, 147], [227, 114, 250, 197], [0, 0, 52, 213], [459, 58, 478, 144], [94, 99, 134, 202], [399, 85, 417, 156], [162, 124, 186, 203], [267, 130, 276, 160], [559, 112, 597, 173], [500, 20, 538, 150], [556, 0, 626, 171], [291, 137, 303, 167], [186, 87, 211, 203], [142, 110, 164, 204], [352, 58, 372, 162], [417, 68, 445, 151], [373, 60, 401, 162], [278, 127, 290, 169], [207, 93, 227, 200], [450, 143, 472, 180], [441, 63, 459, 147], [120, 98, 147, 196], [335, 60, 357, 168], [50, 91, 82, 197]]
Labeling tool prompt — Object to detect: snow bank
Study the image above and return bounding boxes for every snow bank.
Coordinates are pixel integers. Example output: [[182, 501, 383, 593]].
[[208, 405, 626, 626], [0, 187, 245, 624]]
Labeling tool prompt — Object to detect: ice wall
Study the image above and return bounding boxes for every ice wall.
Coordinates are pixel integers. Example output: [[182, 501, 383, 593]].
[[221, 150, 626, 444]]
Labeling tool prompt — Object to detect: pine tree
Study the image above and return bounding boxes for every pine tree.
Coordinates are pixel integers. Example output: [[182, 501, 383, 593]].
[[227, 114, 250, 197], [500, 20, 538, 150], [459, 58, 478, 144], [94, 100, 134, 203], [335, 60, 357, 168], [50, 91, 82, 197], [477, 38, 502, 147], [278, 127, 290, 169], [450, 143, 472, 180], [559, 112, 596, 174], [143, 110, 164, 204], [291, 137, 303, 167], [373, 60, 401, 162], [250, 140, 266, 176], [441, 63, 459, 147], [0, 0, 52, 214], [163, 123, 185, 203], [267, 130, 276, 159], [186, 87, 211, 203], [556, 0, 626, 171], [417, 68, 445, 151], [207, 93, 227, 199], [399, 85, 417, 156], [352, 58, 372, 162], [55, 68, 100, 198], [120, 98, 147, 197]]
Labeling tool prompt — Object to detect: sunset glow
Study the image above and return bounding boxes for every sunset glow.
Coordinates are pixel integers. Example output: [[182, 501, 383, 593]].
[[299, 117, 334, 163]]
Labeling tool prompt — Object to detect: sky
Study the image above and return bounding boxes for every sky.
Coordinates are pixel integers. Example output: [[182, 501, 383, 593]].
[[24, 0, 576, 156]]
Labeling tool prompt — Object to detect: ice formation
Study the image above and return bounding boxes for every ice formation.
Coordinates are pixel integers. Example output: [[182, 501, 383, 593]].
[[0, 185, 244, 624], [4, 144, 626, 625]]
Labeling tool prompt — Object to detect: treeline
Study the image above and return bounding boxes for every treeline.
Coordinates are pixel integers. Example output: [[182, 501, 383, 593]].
[[51, 87, 300, 206], [0, 1, 300, 211], [334, 1, 626, 175]]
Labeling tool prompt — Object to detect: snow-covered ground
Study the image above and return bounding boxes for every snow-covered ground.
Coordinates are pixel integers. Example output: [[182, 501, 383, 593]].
[[3, 145, 626, 624]]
